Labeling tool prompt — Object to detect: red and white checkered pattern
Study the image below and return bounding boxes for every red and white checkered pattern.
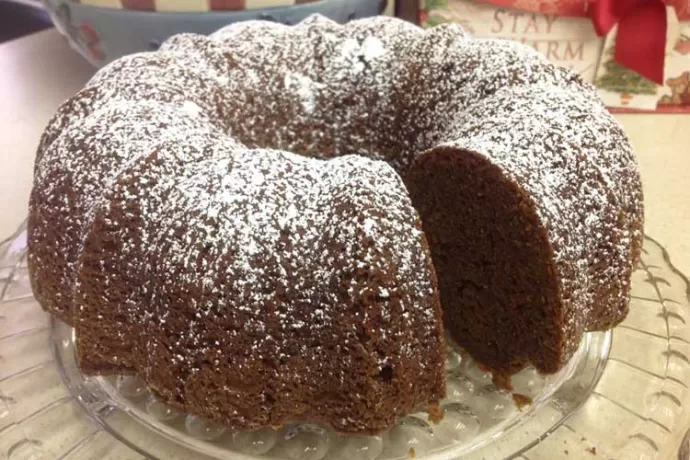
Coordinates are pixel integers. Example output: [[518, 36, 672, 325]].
[[75, 0, 317, 11]]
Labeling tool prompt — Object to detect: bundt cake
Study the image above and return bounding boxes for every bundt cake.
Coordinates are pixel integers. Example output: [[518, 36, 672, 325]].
[[28, 15, 643, 434]]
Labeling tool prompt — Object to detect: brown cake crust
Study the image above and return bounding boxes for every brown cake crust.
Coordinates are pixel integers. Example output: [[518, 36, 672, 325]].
[[28, 15, 642, 432], [70, 130, 444, 433]]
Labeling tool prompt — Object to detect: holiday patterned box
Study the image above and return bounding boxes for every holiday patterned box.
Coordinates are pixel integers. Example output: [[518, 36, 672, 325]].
[[418, 0, 690, 112]]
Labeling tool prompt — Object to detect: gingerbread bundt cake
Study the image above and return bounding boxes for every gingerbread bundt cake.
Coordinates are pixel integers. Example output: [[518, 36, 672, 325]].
[[28, 15, 643, 434]]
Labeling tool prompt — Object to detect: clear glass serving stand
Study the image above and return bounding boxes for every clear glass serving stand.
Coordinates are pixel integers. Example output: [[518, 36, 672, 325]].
[[1, 220, 689, 459]]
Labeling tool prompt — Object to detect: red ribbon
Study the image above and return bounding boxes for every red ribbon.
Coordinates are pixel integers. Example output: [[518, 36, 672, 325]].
[[591, 0, 668, 84]]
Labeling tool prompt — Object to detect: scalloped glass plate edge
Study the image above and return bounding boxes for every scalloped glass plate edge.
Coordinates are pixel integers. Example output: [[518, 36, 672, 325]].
[[3, 221, 689, 460], [51, 317, 611, 460]]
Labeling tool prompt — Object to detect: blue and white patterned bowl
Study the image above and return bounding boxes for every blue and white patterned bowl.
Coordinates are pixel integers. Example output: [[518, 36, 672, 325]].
[[42, 0, 388, 66]]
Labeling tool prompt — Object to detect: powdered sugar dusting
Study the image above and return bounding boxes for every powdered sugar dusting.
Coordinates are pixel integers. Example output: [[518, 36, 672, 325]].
[[362, 36, 387, 60], [28, 13, 640, 433], [283, 72, 322, 113]]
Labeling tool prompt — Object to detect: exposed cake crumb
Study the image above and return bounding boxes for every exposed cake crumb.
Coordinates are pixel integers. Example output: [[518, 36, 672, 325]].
[[427, 403, 445, 424], [512, 393, 532, 410]]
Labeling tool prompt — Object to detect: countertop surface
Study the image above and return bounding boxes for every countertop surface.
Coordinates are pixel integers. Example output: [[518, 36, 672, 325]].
[[0, 28, 689, 458], [1, 30, 93, 242]]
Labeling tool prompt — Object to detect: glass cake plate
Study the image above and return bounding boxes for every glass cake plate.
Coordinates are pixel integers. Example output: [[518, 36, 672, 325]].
[[2, 220, 690, 460]]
